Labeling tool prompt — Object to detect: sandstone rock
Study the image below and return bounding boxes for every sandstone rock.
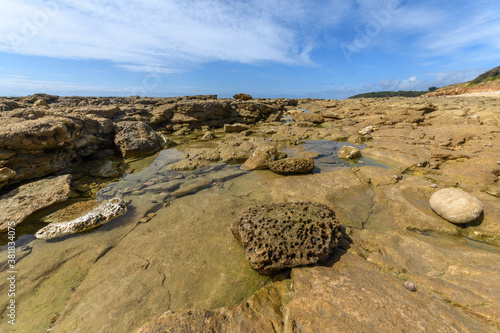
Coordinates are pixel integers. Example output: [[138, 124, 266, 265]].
[[429, 188, 483, 224], [0, 167, 16, 182], [0, 116, 82, 150], [292, 112, 324, 124], [322, 111, 344, 119], [231, 202, 342, 274], [0, 174, 71, 231], [200, 131, 216, 141], [268, 157, 314, 174], [242, 145, 280, 170], [224, 123, 249, 133], [338, 146, 361, 159], [358, 125, 373, 135], [35, 196, 127, 240], [233, 93, 253, 101], [114, 121, 163, 157], [34, 99, 48, 107]]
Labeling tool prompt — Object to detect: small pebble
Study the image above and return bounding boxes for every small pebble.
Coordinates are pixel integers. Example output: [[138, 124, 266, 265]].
[[431, 184, 438, 188], [405, 282, 417, 292], [417, 163, 421, 167], [139, 217, 150, 223], [393, 175, 399, 180], [147, 213, 156, 218], [497, 161, 500, 165]]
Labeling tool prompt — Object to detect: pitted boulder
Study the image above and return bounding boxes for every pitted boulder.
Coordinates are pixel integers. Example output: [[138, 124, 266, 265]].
[[231, 202, 342, 275], [268, 157, 314, 174]]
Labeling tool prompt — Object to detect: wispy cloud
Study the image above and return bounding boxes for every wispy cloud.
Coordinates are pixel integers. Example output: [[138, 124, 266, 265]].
[[0, 0, 349, 73]]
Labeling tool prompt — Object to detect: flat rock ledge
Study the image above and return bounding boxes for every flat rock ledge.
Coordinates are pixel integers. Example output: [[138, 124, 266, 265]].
[[429, 188, 483, 224], [35, 196, 127, 240], [231, 202, 342, 275], [0, 174, 71, 232]]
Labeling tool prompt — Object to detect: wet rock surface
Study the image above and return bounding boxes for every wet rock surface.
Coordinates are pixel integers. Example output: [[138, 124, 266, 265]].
[[1, 95, 500, 333], [0, 174, 71, 231], [0, 95, 295, 189], [35, 196, 127, 240], [231, 202, 342, 274]]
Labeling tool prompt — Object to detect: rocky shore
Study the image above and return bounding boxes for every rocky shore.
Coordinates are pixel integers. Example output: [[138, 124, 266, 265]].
[[0, 94, 499, 332]]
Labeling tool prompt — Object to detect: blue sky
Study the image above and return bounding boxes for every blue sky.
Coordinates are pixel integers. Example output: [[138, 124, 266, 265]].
[[0, 0, 499, 99]]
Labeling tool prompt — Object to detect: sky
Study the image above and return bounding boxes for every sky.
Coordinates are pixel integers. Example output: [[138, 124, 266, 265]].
[[0, 0, 499, 99]]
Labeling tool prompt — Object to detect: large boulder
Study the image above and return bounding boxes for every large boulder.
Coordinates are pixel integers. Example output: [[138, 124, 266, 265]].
[[231, 202, 342, 274], [35, 196, 127, 240], [268, 157, 315, 174], [429, 188, 483, 224], [0, 174, 71, 231], [114, 121, 163, 157]]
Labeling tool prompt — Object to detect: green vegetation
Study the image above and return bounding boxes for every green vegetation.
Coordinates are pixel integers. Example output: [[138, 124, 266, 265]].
[[348, 90, 428, 99], [470, 66, 500, 85]]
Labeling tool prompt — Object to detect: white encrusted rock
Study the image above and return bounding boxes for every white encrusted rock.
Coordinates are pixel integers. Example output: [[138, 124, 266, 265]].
[[358, 125, 373, 135], [35, 196, 127, 240], [429, 188, 483, 224], [338, 146, 361, 159]]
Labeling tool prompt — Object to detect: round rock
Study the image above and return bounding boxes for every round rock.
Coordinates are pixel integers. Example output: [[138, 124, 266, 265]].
[[429, 188, 483, 224], [231, 202, 342, 275]]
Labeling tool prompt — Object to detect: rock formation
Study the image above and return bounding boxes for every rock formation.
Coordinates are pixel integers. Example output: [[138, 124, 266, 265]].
[[114, 121, 163, 157], [231, 202, 342, 274], [0, 174, 71, 231], [268, 157, 315, 174], [35, 196, 127, 239], [338, 145, 361, 159]]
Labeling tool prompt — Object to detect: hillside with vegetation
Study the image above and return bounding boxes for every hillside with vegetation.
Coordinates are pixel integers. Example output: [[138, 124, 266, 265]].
[[426, 66, 500, 97], [348, 90, 428, 99]]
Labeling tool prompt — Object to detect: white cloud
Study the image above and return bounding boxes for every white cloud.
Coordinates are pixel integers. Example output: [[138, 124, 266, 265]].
[[0, 73, 208, 97], [0, 0, 349, 73]]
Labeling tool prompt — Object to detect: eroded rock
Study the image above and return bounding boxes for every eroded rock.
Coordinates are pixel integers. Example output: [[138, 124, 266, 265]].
[[35, 196, 127, 240], [268, 157, 314, 174], [242, 145, 281, 170], [231, 202, 342, 274], [114, 121, 163, 157]]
